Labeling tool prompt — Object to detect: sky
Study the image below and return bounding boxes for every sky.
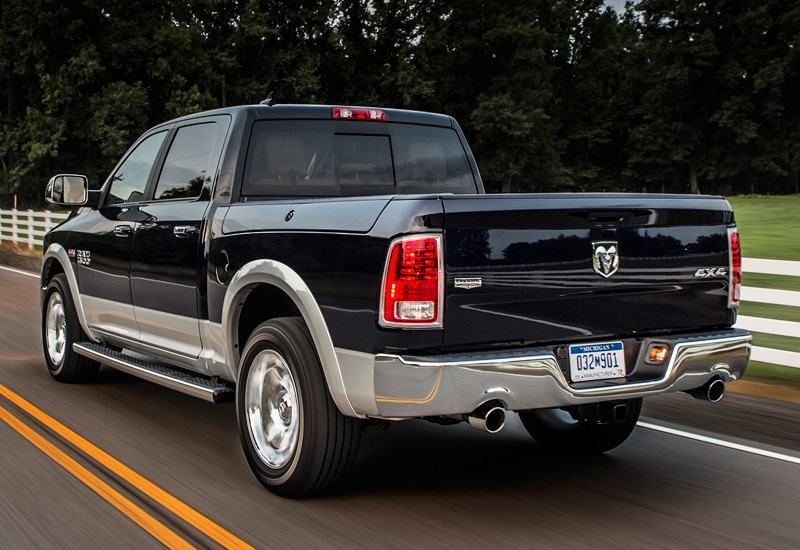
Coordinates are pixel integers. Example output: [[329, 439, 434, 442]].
[[605, 0, 634, 14]]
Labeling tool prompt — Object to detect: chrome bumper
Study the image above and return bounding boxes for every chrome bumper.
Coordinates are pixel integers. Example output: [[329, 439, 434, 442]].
[[361, 329, 750, 419]]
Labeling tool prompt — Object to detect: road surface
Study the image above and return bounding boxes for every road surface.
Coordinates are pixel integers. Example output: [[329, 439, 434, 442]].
[[0, 265, 798, 549]]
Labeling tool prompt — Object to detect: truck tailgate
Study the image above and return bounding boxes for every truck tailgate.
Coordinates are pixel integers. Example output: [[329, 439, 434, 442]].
[[441, 194, 735, 348]]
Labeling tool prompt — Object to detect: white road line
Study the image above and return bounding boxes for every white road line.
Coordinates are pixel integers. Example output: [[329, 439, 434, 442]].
[[0, 265, 38, 279], [638, 421, 800, 465]]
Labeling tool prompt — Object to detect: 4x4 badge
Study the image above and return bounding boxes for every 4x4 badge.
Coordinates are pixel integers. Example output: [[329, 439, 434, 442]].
[[592, 241, 619, 278]]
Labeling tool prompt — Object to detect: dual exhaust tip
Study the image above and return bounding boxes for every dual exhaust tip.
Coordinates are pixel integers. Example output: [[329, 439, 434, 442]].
[[687, 378, 726, 402], [465, 403, 506, 433], [464, 379, 725, 433]]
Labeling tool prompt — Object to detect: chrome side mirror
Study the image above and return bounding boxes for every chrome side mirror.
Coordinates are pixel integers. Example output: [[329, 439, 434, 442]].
[[46, 174, 88, 206]]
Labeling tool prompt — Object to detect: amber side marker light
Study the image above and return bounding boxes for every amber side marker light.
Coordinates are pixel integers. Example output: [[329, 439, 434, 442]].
[[647, 345, 669, 364]]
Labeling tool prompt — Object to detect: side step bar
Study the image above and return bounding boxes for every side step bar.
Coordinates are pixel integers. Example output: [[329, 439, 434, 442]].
[[74, 342, 234, 403]]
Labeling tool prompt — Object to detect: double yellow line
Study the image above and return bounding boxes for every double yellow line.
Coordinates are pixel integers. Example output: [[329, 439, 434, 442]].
[[0, 382, 256, 550]]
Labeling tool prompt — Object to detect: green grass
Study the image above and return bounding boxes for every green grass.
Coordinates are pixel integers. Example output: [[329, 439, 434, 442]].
[[739, 301, 800, 323], [743, 272, 800, 292], [727, 195, 800, 262], [745, 361, 800, 386], [750, 332, 800, 353]]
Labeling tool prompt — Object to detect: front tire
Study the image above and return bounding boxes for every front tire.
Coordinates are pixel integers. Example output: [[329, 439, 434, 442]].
[[236, 317, 361, 498], [42, 273, 99, 382], [519, 398, 642, 454]]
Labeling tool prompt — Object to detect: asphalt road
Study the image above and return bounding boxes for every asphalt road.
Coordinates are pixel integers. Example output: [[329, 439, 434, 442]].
[[0, 265, 798, 550]]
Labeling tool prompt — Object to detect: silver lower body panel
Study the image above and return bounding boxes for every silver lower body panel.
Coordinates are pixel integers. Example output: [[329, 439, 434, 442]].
[[364, 329, 751, 418]]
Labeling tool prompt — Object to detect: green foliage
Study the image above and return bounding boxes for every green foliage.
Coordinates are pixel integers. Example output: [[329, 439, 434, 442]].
[[1, 0, 799, 206], [727, 195, 800, 262]]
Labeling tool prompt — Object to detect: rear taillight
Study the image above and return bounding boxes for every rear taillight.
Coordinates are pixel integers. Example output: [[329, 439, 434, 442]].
[[728, 228, 741, 307], [380, 236, 443, 327]]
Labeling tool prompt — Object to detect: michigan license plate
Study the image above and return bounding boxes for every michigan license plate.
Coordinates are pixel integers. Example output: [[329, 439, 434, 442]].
[[569, 341, 626, 382]]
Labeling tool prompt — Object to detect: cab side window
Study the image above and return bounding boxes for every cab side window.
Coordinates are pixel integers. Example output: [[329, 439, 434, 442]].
[[108, 131, 167, 205], [154, 122, 218, 200]]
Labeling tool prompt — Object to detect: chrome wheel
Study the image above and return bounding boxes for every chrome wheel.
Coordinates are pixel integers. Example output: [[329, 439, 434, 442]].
[[45, 292, 67, 367], [245, 349, 301, 469]]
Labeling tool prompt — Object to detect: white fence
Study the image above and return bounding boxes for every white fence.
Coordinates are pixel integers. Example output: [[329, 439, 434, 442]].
[[736, 258, 800, 369], [1, 209, 798, 368], [0, 209, 68, 249]]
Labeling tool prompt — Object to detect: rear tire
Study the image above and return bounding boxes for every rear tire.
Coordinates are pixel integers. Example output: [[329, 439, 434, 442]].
[[236, 317, 361, 498], [41, 273, 99, 382], [519, 398, 642, 454]]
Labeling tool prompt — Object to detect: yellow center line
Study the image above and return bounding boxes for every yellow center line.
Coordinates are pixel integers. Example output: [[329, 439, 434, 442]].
[[0, 382, 256, 550], [0, 403, 196, 550]]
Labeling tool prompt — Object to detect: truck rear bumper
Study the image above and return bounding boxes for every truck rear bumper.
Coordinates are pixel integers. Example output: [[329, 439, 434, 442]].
[[357, 329, 750, 419]]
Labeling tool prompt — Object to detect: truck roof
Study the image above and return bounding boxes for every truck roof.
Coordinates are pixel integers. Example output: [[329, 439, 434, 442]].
[[159, 104, 454, 129]]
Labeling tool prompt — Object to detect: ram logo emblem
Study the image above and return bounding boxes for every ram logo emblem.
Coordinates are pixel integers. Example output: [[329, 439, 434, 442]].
[[592, 241, 619, 278]]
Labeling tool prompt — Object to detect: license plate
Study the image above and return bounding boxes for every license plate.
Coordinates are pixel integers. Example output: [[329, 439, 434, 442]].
[[569, 341, 626, 382]]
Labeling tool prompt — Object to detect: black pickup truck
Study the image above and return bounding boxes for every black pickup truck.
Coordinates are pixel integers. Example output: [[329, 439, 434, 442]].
[[41, 104, 750, 497]]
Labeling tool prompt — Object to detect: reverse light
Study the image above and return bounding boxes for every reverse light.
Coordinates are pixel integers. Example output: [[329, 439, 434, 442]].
[[332, 107, 388, 121], [380, 236, 443, 327], [728, 228, 742, 308], [647, 344, 669, 364]]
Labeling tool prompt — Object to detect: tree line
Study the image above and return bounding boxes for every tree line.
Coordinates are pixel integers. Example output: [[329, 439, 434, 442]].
[[1, 0, 798, 207]]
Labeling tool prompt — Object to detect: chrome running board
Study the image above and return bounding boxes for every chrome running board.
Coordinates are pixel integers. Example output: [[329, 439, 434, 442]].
[[73, 342, 234, 403]]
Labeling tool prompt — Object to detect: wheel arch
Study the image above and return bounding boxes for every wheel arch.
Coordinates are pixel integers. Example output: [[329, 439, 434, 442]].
[[41, 244, 98, 343], [222, 259, 360, 418]]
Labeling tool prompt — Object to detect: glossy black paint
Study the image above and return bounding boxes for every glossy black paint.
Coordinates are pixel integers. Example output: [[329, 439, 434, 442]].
[[207, 197, 449, 354], [76, 205, 146, 303], [130, 200, 209, 318], [441, 195, 733, 348]]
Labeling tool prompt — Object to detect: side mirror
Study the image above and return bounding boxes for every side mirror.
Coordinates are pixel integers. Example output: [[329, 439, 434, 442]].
[[46, 174, 88, 206]]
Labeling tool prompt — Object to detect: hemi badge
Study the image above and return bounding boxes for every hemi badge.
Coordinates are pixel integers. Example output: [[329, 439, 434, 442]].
[[455, 277, 482, 290]]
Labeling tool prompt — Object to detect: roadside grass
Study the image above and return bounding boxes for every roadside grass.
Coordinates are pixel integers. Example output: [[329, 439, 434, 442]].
[[739, 301, 800, 323], [727, 195, 800, 262], [742, 272, 800, 292], [750, 332, 800, 354], [0, 241, 42, 258], [745, 361, 800, 386]]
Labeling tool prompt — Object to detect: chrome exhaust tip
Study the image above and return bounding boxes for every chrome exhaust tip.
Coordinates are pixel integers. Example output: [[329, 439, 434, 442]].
[[686, 378, 725, 402], [466, 404, 506, 433]]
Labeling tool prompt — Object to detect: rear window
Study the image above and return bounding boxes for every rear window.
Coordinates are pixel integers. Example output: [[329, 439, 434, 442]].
[[242, 120, 476, 197]]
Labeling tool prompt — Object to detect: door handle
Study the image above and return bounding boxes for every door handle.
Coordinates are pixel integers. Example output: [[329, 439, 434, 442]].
[[174, 225, 199, 238], [114, 224, 133, 237]]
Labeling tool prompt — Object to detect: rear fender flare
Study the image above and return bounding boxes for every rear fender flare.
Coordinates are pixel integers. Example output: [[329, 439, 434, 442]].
[[222, 259, 360, 418]]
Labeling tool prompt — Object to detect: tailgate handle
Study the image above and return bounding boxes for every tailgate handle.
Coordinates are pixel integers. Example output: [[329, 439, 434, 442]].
[[585, 211, 632, 225]]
